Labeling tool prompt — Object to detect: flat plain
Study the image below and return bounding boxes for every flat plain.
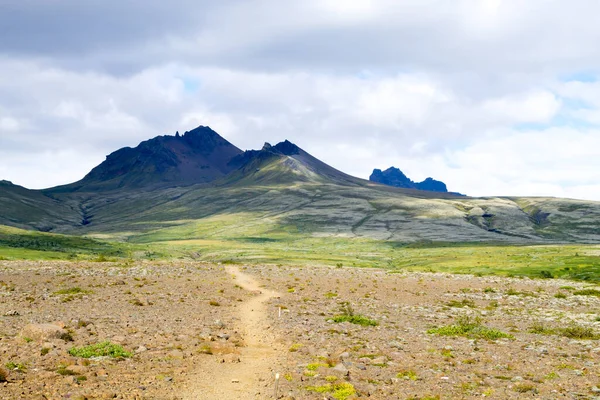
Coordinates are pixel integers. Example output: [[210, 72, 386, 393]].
[[1, 260, 599, 399]]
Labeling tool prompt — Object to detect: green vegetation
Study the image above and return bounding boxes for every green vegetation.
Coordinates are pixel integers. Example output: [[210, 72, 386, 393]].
[[5, 362, 26, 373], [445, 299, 476, 308], [56, 364, 77, 376], [528, 322, 599, 339], [331, 302, 378, 326], [397, 370, 418, 380], [573, 288, 600, 297], [306, 382, 356, 400], [5, 222, 599, 283], [288, 343, 303, 352], [53, 287, 90, 295], [68, 341, 132, 358], [332, 314, 378, 326], [306, 362, 328, 371], [513, 383, 538, 393], [427, 316, 514, 340], [0, 225, 131, 260]]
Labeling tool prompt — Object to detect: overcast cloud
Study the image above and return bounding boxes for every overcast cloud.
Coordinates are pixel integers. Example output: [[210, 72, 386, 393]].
[[1, 0, 600, 200]]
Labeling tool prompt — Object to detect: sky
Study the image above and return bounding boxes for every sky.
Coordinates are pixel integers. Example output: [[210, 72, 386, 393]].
[[1, 0, 600, 200]]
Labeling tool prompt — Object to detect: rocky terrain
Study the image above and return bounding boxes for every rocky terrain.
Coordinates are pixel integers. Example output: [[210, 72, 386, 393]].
[[1, 261, 600, 399]]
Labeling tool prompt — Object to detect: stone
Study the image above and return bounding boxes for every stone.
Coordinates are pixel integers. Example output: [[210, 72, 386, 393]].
[[135, 346, 148, 354], [19, 323, 66, 342], [332, 363, 349, 375]]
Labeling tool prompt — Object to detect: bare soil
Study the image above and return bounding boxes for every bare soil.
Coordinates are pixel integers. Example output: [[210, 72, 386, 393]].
[[1, 260, 599, 399]]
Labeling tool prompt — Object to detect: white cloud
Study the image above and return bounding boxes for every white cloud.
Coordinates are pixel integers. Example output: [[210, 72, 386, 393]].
[[481, 91, 560, 123], [1, 2, 600, 200]]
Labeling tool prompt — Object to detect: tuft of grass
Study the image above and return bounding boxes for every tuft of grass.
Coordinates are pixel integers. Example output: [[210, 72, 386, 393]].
[[306, 362, 328, 371], [209, 300, 220, 306], [559, 324, 599, 340], [513, 383, 538, 393], [68, 341, 132, 358], [427, 316, 513, 340], [5, 362, 26, 373], [529, 322, 599, 339], [554, 292, 567, 299], [198, 343, 213, 355], [446, 299, 476, 308], [288, 343, 303, 352], [573, 288, 600, 297], [528, 323, 555, 335], [397, 370, 418, 381], [332, 314, 378, 326], [53, 287, 90, 295], [56, 364, 77, 376], [331, 301, 378, 326], [306, 382, 356, 400]]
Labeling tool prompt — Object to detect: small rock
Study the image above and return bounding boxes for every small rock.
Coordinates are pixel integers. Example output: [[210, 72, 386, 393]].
[[135, 346, 148, 354], [4, 310, 19, 316], [332, 363, 349, 375], [231, 378, 240, 383], [214, 320, 225, 329], [19, 323, 67, 342]]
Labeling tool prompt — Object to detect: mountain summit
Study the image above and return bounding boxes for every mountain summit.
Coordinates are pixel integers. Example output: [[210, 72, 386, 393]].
[[369, 167, 449, 193], [55, 126, 243, 191]]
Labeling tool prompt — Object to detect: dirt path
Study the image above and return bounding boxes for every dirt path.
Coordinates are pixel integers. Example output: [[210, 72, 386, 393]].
[[183, 266, 282, 399]]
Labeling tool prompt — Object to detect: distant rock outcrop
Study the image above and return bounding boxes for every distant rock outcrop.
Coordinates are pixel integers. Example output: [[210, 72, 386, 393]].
[[369, 167, 454, 194]]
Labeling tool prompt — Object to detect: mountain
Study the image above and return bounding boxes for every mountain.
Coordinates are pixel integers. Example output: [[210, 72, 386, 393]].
[[49, 126, 243, 192], [0, 180, 80, 231], [225, 140, 365, 186], [370, 167, 451, 193], [1, 126, 600, 245]]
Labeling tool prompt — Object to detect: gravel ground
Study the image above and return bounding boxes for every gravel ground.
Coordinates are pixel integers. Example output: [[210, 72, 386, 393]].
[[1, 261, 599, 399]]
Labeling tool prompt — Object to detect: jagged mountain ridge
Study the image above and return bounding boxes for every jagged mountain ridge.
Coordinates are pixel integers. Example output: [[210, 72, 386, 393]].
[[49, 126, 243, 192], [370, 167, 451, 193], [1, 126, 600, 245]]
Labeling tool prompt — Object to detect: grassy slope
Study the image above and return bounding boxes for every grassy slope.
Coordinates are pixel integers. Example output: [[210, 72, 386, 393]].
[[0, 181, 81, 231], [2, 153, 600, 281], [0, 225, 146, 260]]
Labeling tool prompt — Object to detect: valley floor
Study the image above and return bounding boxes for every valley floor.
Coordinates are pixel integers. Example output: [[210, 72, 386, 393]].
[[0, 261, 599, 399]]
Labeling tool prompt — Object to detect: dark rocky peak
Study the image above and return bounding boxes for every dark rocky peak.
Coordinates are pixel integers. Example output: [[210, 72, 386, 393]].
[[62, 125, 243, 191], [370, 167, 410, 187], [273, 140, 300, 156], [0, 180, 14, 186], [180, 126, 231, 154], [370, 166, 453, 194], [415, 177, 447, 192], [228, 140, 302, 170]]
